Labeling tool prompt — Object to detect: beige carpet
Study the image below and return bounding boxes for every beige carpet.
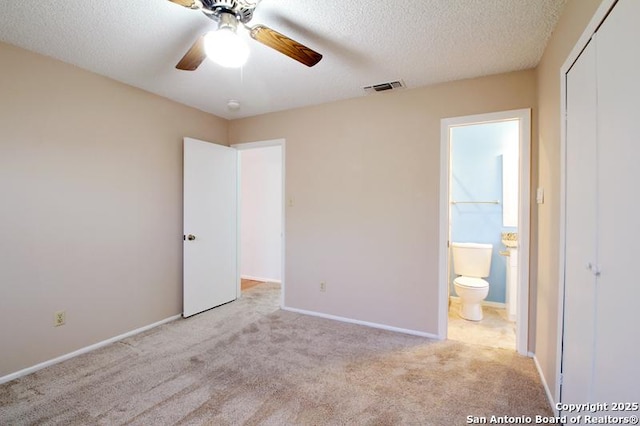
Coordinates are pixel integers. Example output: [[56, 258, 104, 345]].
[[0, 283, 551, 425]]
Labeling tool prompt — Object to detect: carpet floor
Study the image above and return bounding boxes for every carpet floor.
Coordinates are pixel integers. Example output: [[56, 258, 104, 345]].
[[0, 283, 552, 425]]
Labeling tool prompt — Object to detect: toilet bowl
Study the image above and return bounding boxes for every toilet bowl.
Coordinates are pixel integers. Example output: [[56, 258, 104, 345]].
[[451, 242, 493, 321], [454, 277, 490, 321]]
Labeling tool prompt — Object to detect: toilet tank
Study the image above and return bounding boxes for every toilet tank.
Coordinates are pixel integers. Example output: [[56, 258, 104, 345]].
[[451, 242, 493, 278]]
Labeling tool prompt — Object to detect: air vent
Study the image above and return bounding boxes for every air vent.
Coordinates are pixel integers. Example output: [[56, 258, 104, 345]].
[[363, 80, 406, 94]]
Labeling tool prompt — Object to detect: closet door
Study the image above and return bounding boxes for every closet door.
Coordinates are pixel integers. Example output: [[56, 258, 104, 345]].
[[562, 39, 598, 405], [592, 0, 640, 400]]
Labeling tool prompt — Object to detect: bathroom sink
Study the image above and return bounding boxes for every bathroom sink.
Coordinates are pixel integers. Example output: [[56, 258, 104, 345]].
[[501, 232, 518, 248], [502, 240, 518, 248]]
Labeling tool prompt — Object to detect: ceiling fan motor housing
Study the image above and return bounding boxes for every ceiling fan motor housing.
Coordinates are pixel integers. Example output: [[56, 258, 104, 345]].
[[201, 0, 258, 23]]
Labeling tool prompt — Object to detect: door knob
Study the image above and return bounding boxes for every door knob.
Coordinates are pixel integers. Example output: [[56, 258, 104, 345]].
[[187, 234, 196, 241], [586, 262, 601, 276]]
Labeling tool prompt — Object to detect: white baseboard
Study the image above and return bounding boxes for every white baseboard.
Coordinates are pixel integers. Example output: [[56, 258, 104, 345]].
[[0, 314, 181, 385], [241, 275, 281, 284], [533, 354, 557, 414], [282, 306, 440, 340], [449, 296, 506, 309]]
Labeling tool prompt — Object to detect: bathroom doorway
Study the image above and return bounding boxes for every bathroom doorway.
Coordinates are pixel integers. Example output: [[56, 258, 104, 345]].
[[438, 109, 530, 355]]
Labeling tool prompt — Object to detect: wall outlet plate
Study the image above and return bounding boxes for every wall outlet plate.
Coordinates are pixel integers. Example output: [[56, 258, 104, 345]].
[[54, 310, 66, 327]]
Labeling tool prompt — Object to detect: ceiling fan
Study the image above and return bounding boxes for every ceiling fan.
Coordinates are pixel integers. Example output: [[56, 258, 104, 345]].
[[168, 0, 323, 70]]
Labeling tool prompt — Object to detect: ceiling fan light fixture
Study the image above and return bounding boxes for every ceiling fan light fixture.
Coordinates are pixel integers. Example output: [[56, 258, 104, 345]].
[[172, 2, 322, 71], [203, 13, 249, 68]]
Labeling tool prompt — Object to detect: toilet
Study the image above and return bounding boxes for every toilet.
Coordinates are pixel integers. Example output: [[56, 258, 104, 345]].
[[451, 242, 493, 321]]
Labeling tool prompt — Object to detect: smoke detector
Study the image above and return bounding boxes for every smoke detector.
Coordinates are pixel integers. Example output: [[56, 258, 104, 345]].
[[227, 99, 241, 110]]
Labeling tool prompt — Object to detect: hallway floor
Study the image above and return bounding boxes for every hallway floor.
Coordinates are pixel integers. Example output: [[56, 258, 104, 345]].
[[240, 278, 264, 292], [447, 298, 516, 351]]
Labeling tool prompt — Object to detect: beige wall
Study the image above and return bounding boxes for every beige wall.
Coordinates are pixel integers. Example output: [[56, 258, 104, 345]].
[[534, 0, 603, 402], [0, 42, 228, 376], [229, 70, 537, 334]]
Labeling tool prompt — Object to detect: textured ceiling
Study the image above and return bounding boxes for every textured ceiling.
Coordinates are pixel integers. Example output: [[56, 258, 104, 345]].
[[0, 0, 567, 119]]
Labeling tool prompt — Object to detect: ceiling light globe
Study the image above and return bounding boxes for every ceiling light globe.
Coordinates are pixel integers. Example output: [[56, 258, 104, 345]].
[[203, 29, 249, 68]]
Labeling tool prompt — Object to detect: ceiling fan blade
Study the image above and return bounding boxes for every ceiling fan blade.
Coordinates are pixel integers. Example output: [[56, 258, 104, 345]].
[[168, 0, 199, 9], [249, 25, 322, 67], [176, 35, 206, 71]]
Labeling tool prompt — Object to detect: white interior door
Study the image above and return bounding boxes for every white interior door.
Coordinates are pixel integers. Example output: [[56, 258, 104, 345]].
[[562, 39, 598, 406], [592, 0, 640, 401], [183, 138, 237, 318]]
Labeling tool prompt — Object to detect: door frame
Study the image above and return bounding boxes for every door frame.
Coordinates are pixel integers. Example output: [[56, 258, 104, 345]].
[[557, 0, 617, 409], [438, 109, 531, 356], [231, 139, 286, 308]]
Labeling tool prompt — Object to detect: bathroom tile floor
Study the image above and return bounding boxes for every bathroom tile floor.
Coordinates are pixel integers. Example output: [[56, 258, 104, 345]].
[[447, 298, 516, 351]]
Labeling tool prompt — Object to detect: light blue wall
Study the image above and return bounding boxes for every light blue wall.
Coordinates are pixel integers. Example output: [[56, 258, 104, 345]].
[[450, 121, 518, 303]]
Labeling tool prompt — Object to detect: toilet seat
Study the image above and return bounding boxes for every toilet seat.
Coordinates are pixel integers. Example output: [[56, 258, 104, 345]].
[[454, 276, 488, 289]]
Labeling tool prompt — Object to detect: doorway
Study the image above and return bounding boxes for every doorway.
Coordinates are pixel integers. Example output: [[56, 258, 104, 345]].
[[233, 139, 285, 306], [438, 109, 531, 355]]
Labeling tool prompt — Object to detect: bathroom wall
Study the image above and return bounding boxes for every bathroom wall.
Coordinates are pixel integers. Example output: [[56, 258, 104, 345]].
[[450, 120, 519, 303]]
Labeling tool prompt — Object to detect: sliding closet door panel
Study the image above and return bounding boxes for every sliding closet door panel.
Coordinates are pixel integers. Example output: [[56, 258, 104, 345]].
[[562, 40, 598, 405], [593, 0, 640, 401]]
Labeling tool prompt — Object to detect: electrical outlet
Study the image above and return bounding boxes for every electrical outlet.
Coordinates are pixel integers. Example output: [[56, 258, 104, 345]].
[[54, 310, 66, 327], [320, 282, 326, 292]]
